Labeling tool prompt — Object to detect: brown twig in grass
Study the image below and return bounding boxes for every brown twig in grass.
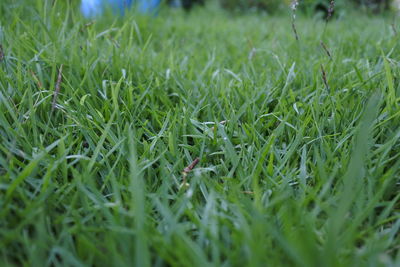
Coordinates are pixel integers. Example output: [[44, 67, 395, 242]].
[[181, 158, 200, 189], [320, 41, 332, 60], [0, 44, 4, 62], [320, 64, 329, 91], [290, 0, 300, 41], [183, 158, 200, 175], [51, 64, 64, 111]]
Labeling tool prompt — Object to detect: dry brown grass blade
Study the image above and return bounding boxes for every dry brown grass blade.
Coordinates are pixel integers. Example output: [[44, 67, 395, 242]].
[[0, 44, 4, 62], [30, 71, 43, 89], [320, 41, 332, 60], [52, 64, 64, 111], [183, 158, 200, 175], [181, 158, 200, 189], [321, 64, 329, 91]]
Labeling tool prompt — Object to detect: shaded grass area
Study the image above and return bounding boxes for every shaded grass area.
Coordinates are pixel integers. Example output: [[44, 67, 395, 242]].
[[0, 1, 399, 266]]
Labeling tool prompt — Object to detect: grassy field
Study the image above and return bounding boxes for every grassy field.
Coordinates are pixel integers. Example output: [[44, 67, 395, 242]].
[[0, 1, 399, 266]]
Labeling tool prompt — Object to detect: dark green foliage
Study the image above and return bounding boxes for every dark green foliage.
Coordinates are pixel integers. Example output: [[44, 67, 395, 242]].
[[218, 0, 395, 14], [218, 0, 285, 12], [354, 0, 392, 11]]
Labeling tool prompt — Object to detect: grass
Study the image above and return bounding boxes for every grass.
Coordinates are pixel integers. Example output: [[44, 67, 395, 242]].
[[0, 1, 399, 266]]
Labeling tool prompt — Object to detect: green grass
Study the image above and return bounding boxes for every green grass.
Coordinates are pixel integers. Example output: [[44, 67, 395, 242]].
[[0, 1, 400, 266]]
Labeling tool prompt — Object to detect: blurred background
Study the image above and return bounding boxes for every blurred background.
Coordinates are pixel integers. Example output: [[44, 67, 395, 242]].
[[2, 0, 399, 20], [215, 0, 398, 14], [99, 0, 399, 15]]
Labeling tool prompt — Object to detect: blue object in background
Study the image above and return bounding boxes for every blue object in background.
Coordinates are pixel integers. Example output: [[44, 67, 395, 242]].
[[81, 0, 160, 17], [138, 0, 161, 12]]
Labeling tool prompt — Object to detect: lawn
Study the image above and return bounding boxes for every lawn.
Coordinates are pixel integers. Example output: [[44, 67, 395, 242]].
[[0, 1, 399, 266]]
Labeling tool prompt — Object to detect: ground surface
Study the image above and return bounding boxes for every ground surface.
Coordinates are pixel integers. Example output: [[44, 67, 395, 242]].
[[0, 1, 399, 266]]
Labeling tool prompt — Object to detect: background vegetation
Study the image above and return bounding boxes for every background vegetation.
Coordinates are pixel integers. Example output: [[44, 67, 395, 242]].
[[217, 0, 395, 13]]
